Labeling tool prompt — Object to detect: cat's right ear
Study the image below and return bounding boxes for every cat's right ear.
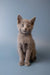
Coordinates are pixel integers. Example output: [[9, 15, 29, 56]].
[[17, 15, 23, 24]]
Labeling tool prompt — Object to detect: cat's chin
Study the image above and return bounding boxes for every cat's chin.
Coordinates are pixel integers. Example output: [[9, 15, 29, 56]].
[[23, 31, 27, 34], [21, 32, 30, 35], [20, 30, 27, 34], [22, 30, 29, 34], [20, 30, 30, 35]]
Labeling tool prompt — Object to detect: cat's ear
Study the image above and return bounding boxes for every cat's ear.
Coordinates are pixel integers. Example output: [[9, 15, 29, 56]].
[[17, 15, 23, 24], [30, 17, 36, 25]]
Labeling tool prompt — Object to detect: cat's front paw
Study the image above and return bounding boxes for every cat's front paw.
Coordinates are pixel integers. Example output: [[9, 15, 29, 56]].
[[19, 61, 24, 66], [25, 61, 30, 66]]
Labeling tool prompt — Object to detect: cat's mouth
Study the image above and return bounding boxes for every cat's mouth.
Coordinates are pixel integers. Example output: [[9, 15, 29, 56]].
[[22, 30, 28, 34], [20, 29, 30, 34], [23, 31, 27, 33]]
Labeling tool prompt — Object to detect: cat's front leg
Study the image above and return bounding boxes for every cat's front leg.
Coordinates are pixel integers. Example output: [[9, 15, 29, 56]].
[[25, 49, 31, 66], [18, 47, 24, 66]]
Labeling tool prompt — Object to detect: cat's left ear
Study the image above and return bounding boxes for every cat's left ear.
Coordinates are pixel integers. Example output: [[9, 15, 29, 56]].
[[17, 15, 23, 24], [30, 17, 36, 25]]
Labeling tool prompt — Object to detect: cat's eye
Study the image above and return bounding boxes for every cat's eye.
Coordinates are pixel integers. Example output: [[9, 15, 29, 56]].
[[22, 24, 24, 27]]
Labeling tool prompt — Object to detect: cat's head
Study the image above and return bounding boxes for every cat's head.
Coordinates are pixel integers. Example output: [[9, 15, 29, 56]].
[[17, 15, 36, 34]]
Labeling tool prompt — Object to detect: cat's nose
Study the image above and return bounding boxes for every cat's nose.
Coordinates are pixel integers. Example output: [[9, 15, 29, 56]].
[[25, 28, 27, 31]]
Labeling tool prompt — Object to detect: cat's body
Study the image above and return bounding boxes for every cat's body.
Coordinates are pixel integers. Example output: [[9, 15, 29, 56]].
[[17, 15, 36, 66], [17, 33, 36, 56]]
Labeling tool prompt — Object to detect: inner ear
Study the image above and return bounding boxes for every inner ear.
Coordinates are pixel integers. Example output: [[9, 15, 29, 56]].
[[30, 17, 36, 25], [17, 15, 23, 24]]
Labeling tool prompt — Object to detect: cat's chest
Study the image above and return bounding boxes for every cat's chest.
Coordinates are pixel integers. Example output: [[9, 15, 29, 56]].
[[17, 34, 32, 45], [19, 36, 30, 43]]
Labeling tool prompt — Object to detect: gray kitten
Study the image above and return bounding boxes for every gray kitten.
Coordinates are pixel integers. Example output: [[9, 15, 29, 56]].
[[17, 15, 36, 66]]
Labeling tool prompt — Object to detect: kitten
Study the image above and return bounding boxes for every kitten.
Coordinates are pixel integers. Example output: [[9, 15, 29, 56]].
[[17, 15, 36, 66]]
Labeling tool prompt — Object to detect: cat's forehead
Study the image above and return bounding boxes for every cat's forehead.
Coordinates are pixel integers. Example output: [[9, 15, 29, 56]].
[[22, 19, 30, 24]]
